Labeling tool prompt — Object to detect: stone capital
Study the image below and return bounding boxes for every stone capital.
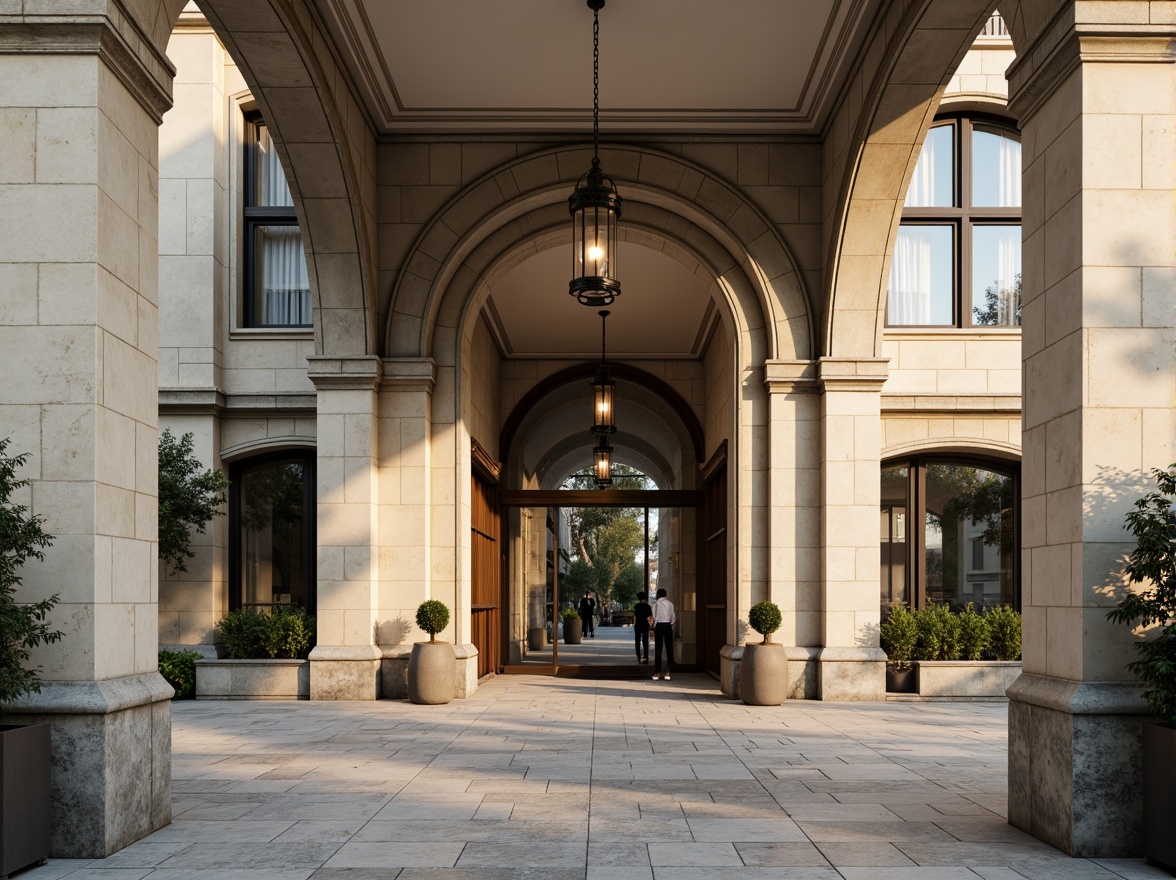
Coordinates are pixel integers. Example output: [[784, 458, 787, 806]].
[[1007, 9, 1175, 123], [764, 359, 819, 393], [0, 0, 175, 122], [379, 357, 437, 394], [817, 357, 889, 392], [307, 355, 383, 392]]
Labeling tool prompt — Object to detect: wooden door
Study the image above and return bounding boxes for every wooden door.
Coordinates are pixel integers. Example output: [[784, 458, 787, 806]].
[[471, 452, 502, 678], [699, 447, 727, 676]]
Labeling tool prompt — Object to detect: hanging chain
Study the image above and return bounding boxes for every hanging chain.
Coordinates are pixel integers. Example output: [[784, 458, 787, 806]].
[[600, 310, 608, 361], [592, 6, 600, 160]]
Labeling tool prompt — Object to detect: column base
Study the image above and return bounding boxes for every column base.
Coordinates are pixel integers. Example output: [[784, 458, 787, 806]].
[[817, 646, 886, 700], [454, 644, 479, 698], [6, 672, 173, 858], [309, 646, 382, 700], [1007, 673, 1149, 857]]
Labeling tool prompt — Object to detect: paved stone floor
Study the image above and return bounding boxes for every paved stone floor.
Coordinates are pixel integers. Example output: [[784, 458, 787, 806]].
[[21, 675, 1170, 880]]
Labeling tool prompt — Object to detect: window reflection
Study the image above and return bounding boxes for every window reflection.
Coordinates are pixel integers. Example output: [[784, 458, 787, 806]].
[[972, 225, 1021, 326], [888, 225, 954, 325], [972, 125, 1021, 207], [905, 125, 954, 208], [881, 459, 1017, 613], [239, 459, 310, 611]]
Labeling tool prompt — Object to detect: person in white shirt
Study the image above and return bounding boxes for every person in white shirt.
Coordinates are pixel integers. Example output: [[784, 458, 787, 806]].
[[650, 587, 676, 680]]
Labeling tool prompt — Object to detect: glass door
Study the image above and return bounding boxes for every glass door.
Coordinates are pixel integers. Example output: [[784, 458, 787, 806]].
[[505, 507, 559, 670]]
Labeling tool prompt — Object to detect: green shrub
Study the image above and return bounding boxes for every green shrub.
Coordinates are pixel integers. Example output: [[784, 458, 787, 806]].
[[561, 607, 580, 623], [914, 604, 961, 661], [158, 650, 200, 699], [747, 601, 782, 643], [0, 438, 62, 706], [957, 603, 991, 661], [416, 599, 450, 642], [215, 606, 315, 659], [879, 604, 918, 667], [986, 604, 1022, 661]]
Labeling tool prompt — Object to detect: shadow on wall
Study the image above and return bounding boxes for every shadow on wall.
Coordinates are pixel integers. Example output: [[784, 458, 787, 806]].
[[376, 617, 413, 647], [1087, 464, 1159, 608]]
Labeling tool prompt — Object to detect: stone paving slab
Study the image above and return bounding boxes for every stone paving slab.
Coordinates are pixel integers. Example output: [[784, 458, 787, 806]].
[[19, 674, 1171, 880]]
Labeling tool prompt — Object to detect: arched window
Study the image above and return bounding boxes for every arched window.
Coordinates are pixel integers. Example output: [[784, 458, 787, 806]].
[[887, 115, 1022, 328], [229, 451, 316, 614], [881, 455, 1019, 611]]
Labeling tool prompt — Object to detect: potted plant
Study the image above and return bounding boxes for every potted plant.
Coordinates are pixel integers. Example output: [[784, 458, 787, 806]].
[[880, 603, 917, 693], [408, 600, 455, 705], [740, 600, 787, 705], [1106, 464, 1176, 872], [562, 608, 583, 644], [0, 440, 61, 876]]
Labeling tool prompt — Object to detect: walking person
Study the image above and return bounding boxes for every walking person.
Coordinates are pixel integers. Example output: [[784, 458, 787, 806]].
[[633, 591, 653, 664], [579, 593, 596, 639], [651, 587, 676, 680]]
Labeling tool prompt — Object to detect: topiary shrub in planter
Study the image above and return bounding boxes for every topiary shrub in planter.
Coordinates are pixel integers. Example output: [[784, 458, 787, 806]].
[[0, 439, 59, 876], [1106, 464, 1176, 872], [957, 603, 991, 661], [740, 601, 787, 705], [158, 650, 201, 699], [985, 604, 1022, 661], [880, 604, 918, 693], [409, 600, 455, 705], [215, 606, 315, 660], [914, 604, 961, 661], [562, 608, 582, 645]]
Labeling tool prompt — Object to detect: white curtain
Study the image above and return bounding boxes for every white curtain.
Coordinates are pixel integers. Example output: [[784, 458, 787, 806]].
[[888, 231, 933, 324], [257, 125, 294, 207], [997, 135, 1021, 208], [995, 228, 1020, 325], [905, 134, 937, 208], [261, 226, 311, 325]]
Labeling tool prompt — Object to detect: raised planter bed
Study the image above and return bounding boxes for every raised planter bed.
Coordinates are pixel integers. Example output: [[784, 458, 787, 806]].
[[195, 659, 309, 700], [914, 660, 1021, 698]]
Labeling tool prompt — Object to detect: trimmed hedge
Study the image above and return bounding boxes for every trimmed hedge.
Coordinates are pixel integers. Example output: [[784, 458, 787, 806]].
[[880, 603, 1021, 662], [215, 606, 315, 660], [158, 650, 201, 699]]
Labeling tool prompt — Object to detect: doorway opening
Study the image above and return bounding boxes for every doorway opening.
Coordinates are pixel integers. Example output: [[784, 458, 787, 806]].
[[499, 490, 700, 677]]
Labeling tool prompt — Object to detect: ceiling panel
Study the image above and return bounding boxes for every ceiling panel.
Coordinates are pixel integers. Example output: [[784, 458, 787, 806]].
[[315, 0, 878, 132]]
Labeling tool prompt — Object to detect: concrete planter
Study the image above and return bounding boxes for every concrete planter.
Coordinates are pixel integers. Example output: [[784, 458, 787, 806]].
[[739, 643, 788, 705], [195, 659, 310, 700], [408, 641, 456, 705], [1142, 723, 1176, 872], [914, 660, 1021, 698], [0, 724, 50, 876], [563, 618, 583, 644]]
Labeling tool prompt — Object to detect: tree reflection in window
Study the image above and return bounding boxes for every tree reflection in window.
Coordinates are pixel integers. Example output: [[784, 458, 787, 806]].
[[239, 460, 308, 611]]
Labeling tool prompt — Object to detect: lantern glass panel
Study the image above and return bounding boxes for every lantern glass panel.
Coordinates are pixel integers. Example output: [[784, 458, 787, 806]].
[[593, 380, 614, 432]]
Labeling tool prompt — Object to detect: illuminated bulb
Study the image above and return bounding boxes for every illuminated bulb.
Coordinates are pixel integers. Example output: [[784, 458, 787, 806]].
[[588, 245, 604, 262]]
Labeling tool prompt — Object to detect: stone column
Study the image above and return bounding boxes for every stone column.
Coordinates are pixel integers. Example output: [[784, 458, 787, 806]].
[[374, 358, 435, 697], [1005, 12, 1175, 857], [0, 6, 174, 857], [817, 358, 889, 699], [307, 356, 382, 699], [765, 360, 821, 699]]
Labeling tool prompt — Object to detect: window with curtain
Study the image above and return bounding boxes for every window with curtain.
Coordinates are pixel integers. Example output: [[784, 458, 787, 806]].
[[887, 115, 1022, 328], [244, 115, 312, 328], [880, 456, 1019, 614], [229, 451, 316, 614]]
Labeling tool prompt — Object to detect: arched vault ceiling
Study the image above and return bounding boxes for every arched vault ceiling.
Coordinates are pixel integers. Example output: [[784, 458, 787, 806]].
[[484, 241, 717, 359], [312, 0, 883, 133]]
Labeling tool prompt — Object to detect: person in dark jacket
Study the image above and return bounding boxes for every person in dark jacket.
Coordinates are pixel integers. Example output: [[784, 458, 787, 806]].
[[579, 593, 596, 638], [633, 591, 653, 663]]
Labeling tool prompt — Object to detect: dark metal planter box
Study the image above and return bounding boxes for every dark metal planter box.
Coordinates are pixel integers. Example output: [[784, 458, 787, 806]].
[[1143, 723, 1176, 873], [0, 723, 51, 877]]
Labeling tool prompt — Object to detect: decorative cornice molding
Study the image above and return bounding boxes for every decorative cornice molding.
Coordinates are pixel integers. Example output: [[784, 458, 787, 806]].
[[1007, 12, 1175, 123], [470, 438, 501, 484], [158, 389, 319, 416], [0, 1, 175, 122], [881, 393, 1022, 414]]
